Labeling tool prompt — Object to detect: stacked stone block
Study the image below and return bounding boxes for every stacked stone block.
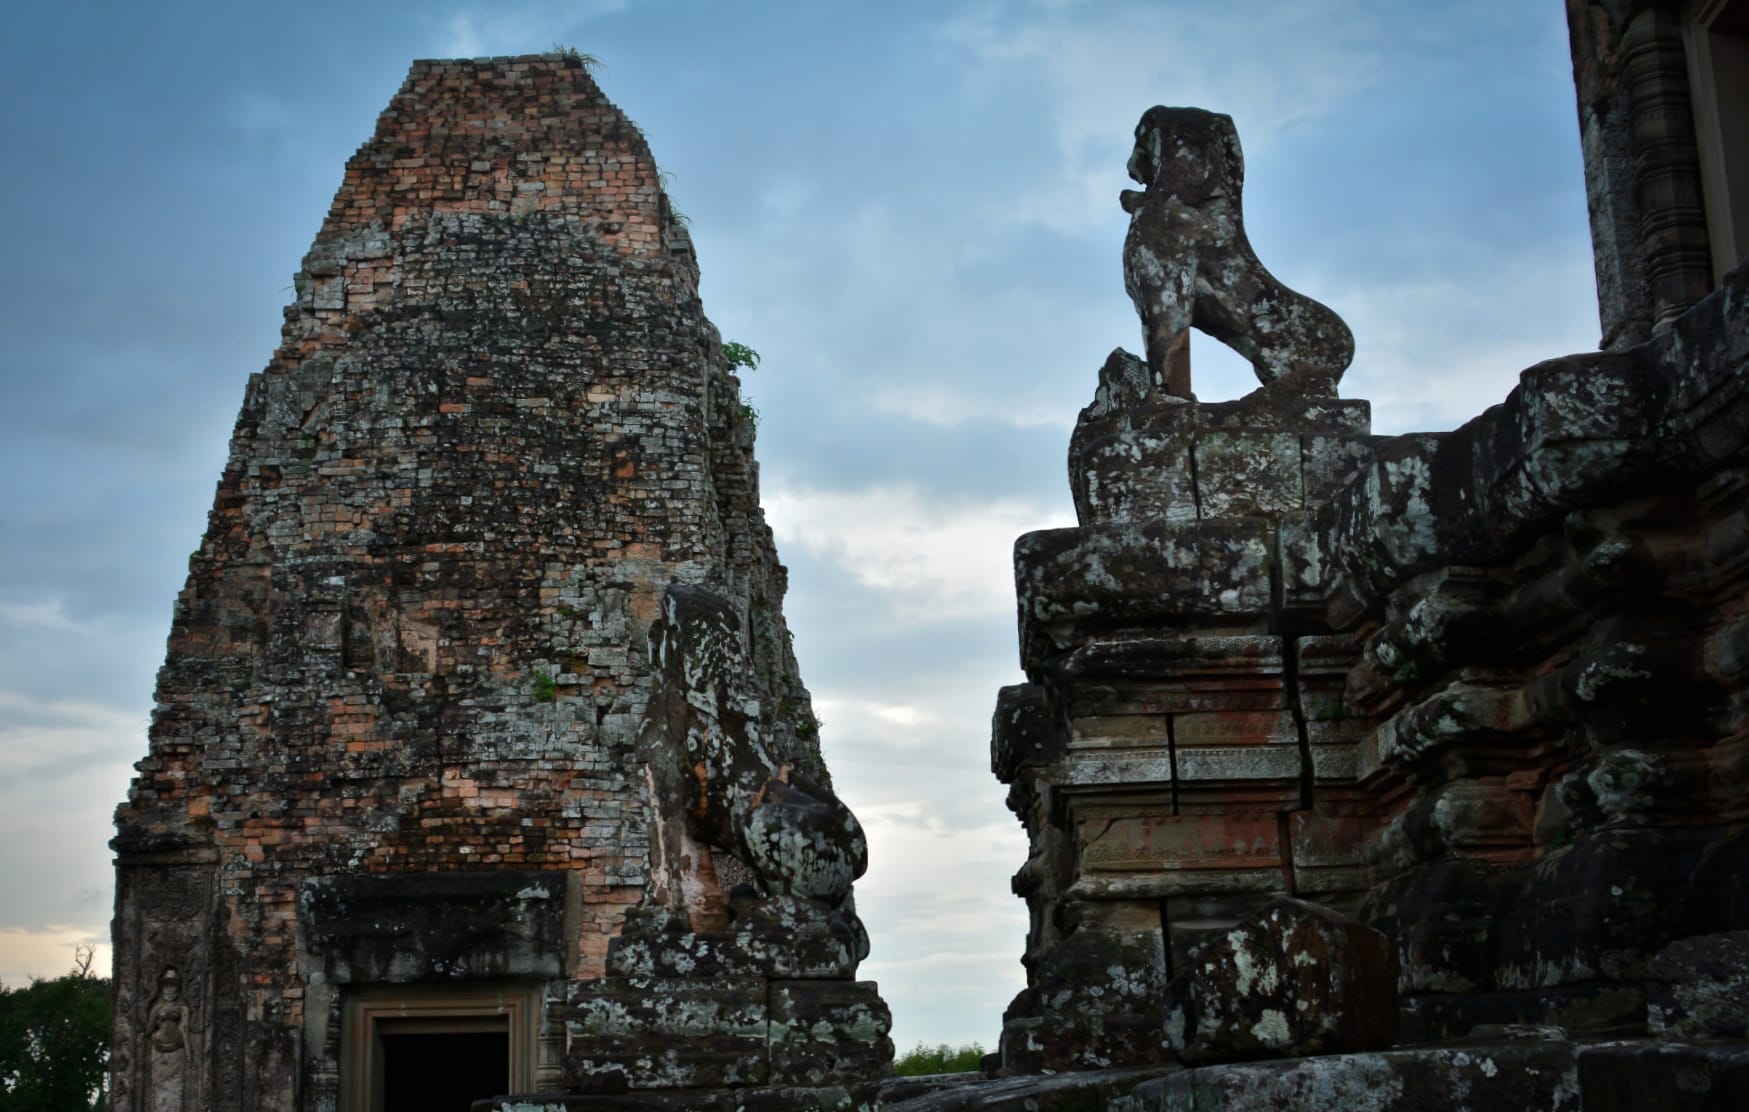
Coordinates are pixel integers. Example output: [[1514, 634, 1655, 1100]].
[[1319, 277, 1749, 1040], [991, 94, 1749, 1088], [562, 901, 890, 1098], [997, 356, 1379, 1070]]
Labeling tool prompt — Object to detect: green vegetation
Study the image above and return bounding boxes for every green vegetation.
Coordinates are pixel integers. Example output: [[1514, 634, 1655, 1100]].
[[720, 342, 762, 429], [0, 948, 110, 1110], [530, 667, 557, 703], [892, 1041, 987, 1077], [721, 341, 761, 373], [550, 43, 601, 69]]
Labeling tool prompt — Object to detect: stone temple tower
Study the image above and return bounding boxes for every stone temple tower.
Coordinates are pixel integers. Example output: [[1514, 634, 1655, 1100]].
[[111, 55, 888, 1111]]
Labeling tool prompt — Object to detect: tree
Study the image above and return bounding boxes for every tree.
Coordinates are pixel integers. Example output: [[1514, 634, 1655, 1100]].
[[892, 1041, 987, 1077], [0, 947, 110, 1111]]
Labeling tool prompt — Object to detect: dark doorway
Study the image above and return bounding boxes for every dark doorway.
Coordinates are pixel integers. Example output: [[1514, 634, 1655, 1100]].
[[380, 1030, 509, 1112]]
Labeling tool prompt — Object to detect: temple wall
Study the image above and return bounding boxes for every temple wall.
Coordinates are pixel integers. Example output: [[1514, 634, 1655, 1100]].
[[989, 258, 1749, 1108], [1564, 0, 1734, 347], [992, 71, 1749, 1076]]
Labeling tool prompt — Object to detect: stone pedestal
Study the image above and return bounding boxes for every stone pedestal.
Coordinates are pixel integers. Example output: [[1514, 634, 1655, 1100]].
[[996, 344, 1378, 1072], [998, 184, 1749, 1073]]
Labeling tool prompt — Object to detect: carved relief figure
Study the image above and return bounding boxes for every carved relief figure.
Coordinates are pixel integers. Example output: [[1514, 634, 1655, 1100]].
[[144, 966, 192, 1112], [1121, 106, 1354, 399]]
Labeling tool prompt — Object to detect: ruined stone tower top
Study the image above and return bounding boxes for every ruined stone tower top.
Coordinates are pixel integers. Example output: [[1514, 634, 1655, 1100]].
[[317, 54, 675, 249]]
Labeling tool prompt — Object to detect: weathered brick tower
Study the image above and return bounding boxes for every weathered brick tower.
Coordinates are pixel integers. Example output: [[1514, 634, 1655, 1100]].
[[111, 55, 888, 1111]]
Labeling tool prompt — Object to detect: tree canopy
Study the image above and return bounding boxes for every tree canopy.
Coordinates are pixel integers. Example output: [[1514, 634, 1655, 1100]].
[[0, 948, 109, 1111], [892, 1041, 986, 1077]]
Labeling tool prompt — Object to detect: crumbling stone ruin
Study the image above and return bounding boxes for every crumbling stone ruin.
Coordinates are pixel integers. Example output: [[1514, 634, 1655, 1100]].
[[116, 2, 1749, 1108], [110, 55, 889, 1111], [954, 2, 1749, 1108]]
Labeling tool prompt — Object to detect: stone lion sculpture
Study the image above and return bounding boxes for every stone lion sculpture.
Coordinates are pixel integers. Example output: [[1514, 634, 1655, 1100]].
[[1121, 106, 1354, 399], [638, 584, 869, 956]]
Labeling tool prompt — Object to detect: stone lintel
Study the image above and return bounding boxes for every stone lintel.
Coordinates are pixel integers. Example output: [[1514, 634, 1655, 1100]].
[[300, 870, 570, 984]]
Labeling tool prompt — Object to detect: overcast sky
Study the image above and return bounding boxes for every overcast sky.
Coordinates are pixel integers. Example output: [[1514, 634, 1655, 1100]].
[[0, 0, 1598, 1051]]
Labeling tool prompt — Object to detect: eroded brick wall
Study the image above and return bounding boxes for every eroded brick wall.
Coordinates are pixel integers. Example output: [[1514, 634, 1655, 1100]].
[[111, 56, 820, 1111]]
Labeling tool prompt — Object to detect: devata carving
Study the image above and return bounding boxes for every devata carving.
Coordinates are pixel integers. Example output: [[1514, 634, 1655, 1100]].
[[1121, 106, 1355, 399], [640, 583, 869, 953], [145, 967, 195, 1112], [110, 864, 215, 1112]]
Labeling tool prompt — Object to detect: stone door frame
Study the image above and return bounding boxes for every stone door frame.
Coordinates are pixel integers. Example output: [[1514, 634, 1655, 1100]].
[[338, 982, 541, 1112]]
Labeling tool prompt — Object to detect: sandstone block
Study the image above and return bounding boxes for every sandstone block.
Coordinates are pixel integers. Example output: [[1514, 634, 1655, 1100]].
[[1197, 395, 1371, 436], [1493, 829, 1710, 998], [1015, 519, 1274, 637], [991, 684, 1065, 782], [768, 980, 894, 1087], [564, 976, 768, 1089], [1577, 1042, 1749, 1112], [1193, 430, 1302, 518], [1074, 429, 1199, 525], [1359, 858, 1497, 998], [1170, 744, 1302, 783], [1078, 810, 1281, 875], [1002, 925, 1173, 1073], [1165, 896, 1398, 1062], [605, 897, 859, 981], [1646, 931, 1749, 1040], [1120, 1038, 1579, 1112], [1169, 709, 1297, 748], [1301, 431, 1376, 504]]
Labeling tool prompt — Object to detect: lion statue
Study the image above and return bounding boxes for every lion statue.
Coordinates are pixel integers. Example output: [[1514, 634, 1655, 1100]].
[[1121, 106, 1354, 399]]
